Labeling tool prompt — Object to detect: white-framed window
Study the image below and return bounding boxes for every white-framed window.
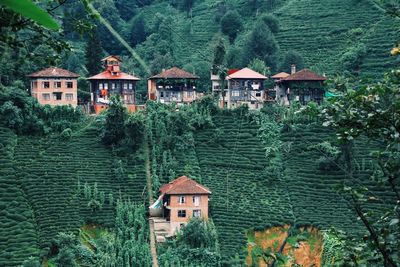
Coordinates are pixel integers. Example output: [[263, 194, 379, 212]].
[[66, 82, 73, 88], [178, 196, 185, 204], [256, 92, 261, 97], [112, 83, 116, 89], [54, 81, 62, 88], [42, 81, 50, 88], [99, 83, 103, 90], [42, 93, 50, 100], [232, 91, 240, 97], [187, 91, 193, 97], [53, 92, 62, 100], [193, 196, 200, 206], [66, 93, 73, 101], [123, 83, 128, 90], [104, 83, 108, 89], [178, 210, 186, 218], [129, 83, 133, 90], [193, 209, 201, 218]]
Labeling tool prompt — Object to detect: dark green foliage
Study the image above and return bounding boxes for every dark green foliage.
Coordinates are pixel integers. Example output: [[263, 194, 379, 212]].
[[85, 27, 103, 76], [101, 95, 127, 146], [115, 0, 138, 20], [212, 36, 226, 75], [259, 14, 280, 34], [21, 257, 41, 267], [130, 14, 147, 47], [220, 10, 243, 43], [242, 20, 279, 68], [279, 50, 305, 73], [340, 43, 367, 73]]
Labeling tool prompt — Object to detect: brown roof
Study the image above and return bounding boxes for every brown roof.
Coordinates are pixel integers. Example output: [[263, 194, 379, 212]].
[[227, 68, 267, 80], [102, 55, 122, 62], [271, 72, 290, 79], [150, 67, 199, 79], [283, 69, 327, 81], [159, 176, 211, 195], [28, 67, 79, 78]]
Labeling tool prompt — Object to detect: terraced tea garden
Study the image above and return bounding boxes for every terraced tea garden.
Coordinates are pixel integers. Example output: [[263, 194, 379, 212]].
[[12, 124, 148, 255]]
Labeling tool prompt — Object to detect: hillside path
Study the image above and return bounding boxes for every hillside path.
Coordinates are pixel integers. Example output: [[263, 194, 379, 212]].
[[144, 139, 159, 267]]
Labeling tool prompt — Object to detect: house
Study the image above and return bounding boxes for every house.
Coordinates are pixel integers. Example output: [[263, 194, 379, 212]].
[[28, 67, 79, 107], [271, 71, 290, 105], [87, 55, 140, 114], [273, 65, 327, 105], [149, 176, 211, 238], [148, 67, 200, 104], [212, 67, 268, 110]]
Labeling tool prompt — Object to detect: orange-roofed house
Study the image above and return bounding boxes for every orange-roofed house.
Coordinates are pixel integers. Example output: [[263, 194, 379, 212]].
[[149, 176, 211, 235], [28, 67, 79, 107], [212, 67, 268, 110], [148, 67, 201, 105], [87, 56, 140, 114], [273, 65, 327, 105]]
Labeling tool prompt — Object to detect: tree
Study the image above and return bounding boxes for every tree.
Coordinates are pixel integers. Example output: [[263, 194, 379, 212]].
[[212, 37, 226, 75], [259, 14, 280, 34], [242, 20, 279, 68], [181, 0, 195, 17], [101, 95, 127, 146], [279, 50, 304, 73], [130, 14, 147, 47], [220, 10, 243, 43], [248, 58, 270, 76], [85, 27, 103, 76], [340, 43, 367, 74]]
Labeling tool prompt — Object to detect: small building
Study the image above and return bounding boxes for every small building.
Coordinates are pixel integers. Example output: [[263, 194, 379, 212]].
[[148, 67, 200, 105], [212, 68, 268, 110], [271, 72, 290, 105], [274, 65, 327, 105], [150, 176, 211, 236], [28, 67, 79, 107], [87, 55, 140, 114]]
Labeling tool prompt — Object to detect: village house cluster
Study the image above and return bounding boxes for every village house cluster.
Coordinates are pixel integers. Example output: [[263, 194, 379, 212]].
[[28, 55, 327, 112]]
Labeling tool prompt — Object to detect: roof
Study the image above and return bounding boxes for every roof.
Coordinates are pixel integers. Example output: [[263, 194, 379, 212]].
[[228, 69, 240, 75], [87, 70, 140, 81], [271, 72, 290, 79], [102, 55, 121, 62], [150, 67, 199, 79], [28, 67, 79, 78], [227, 68, 267, 80], [283, 69, 327, 81], [159, 176, 211, 195]]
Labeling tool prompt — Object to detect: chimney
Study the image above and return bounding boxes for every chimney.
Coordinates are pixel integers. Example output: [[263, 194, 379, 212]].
[[291, 64, 296, 75], [162, 68, 166, 73]]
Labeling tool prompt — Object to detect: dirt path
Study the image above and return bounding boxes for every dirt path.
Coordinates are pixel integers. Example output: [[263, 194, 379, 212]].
[[144, 139, 159, 267]]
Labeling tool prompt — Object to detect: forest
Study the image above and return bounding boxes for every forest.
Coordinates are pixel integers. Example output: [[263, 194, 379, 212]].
[[0, 0, 399, 266]]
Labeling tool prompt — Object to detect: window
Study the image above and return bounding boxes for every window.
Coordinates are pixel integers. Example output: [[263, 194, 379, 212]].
[[160, 92, 164, 98], [178, 210, 186, 218], [66, 93, 73, 101], [193, 196, 200, 206], [42, 93, 50, 101], [232, 91, 240, 97], [187, 91, 193, 97], [104, 83, 108, 89], [99, 83, 103, 90], [67, 82, 73, 88], [193, 210, 201, 218], [129, 83, 133, 90], [123, 83, 128, 90], [178, 196, 185, 204], [111, 83, 116, 90], [54, 81, 62, 88], [53, 92, 62, 100], [256, 92, 261, 97], [43, 82, 50, 88]]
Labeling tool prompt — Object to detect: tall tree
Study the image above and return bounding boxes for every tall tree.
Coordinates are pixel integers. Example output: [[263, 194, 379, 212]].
[[242, 20, 279, 69], [85, 27, 103, 76], [220, 10, 243, 43], [101, 95, 127, 146], [259, 14, 280, 34], [279, 50, 304, 73], [130, 14, 147, 47], [212, 37, 226, 75]]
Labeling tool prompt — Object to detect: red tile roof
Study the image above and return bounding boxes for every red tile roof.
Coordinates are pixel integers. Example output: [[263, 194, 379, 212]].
[[228, 69, 240, 75], [87, 70, 140, 81], [227, 67, 267, 80], [28, 67, 79, 78], [271, 72, 290, 79], [283, 69, 327, 81], [159, 176, 211, 195], [150, 67, 199, 79]]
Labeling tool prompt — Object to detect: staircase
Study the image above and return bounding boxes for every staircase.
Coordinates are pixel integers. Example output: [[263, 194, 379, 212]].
[[150, 217, 172, 243]]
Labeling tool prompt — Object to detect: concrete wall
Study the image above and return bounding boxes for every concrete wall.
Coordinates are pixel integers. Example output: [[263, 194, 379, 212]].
[[31, 78, 77, 107]]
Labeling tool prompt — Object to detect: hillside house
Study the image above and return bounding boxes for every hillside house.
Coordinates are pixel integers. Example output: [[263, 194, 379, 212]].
[[87, 55, 140, 114], [28, 67, 79, 107], [273, 65, 327, 105], [148, 67, 200, 105], [212, 68, 268, 110], [149, 176, 211, 239]]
